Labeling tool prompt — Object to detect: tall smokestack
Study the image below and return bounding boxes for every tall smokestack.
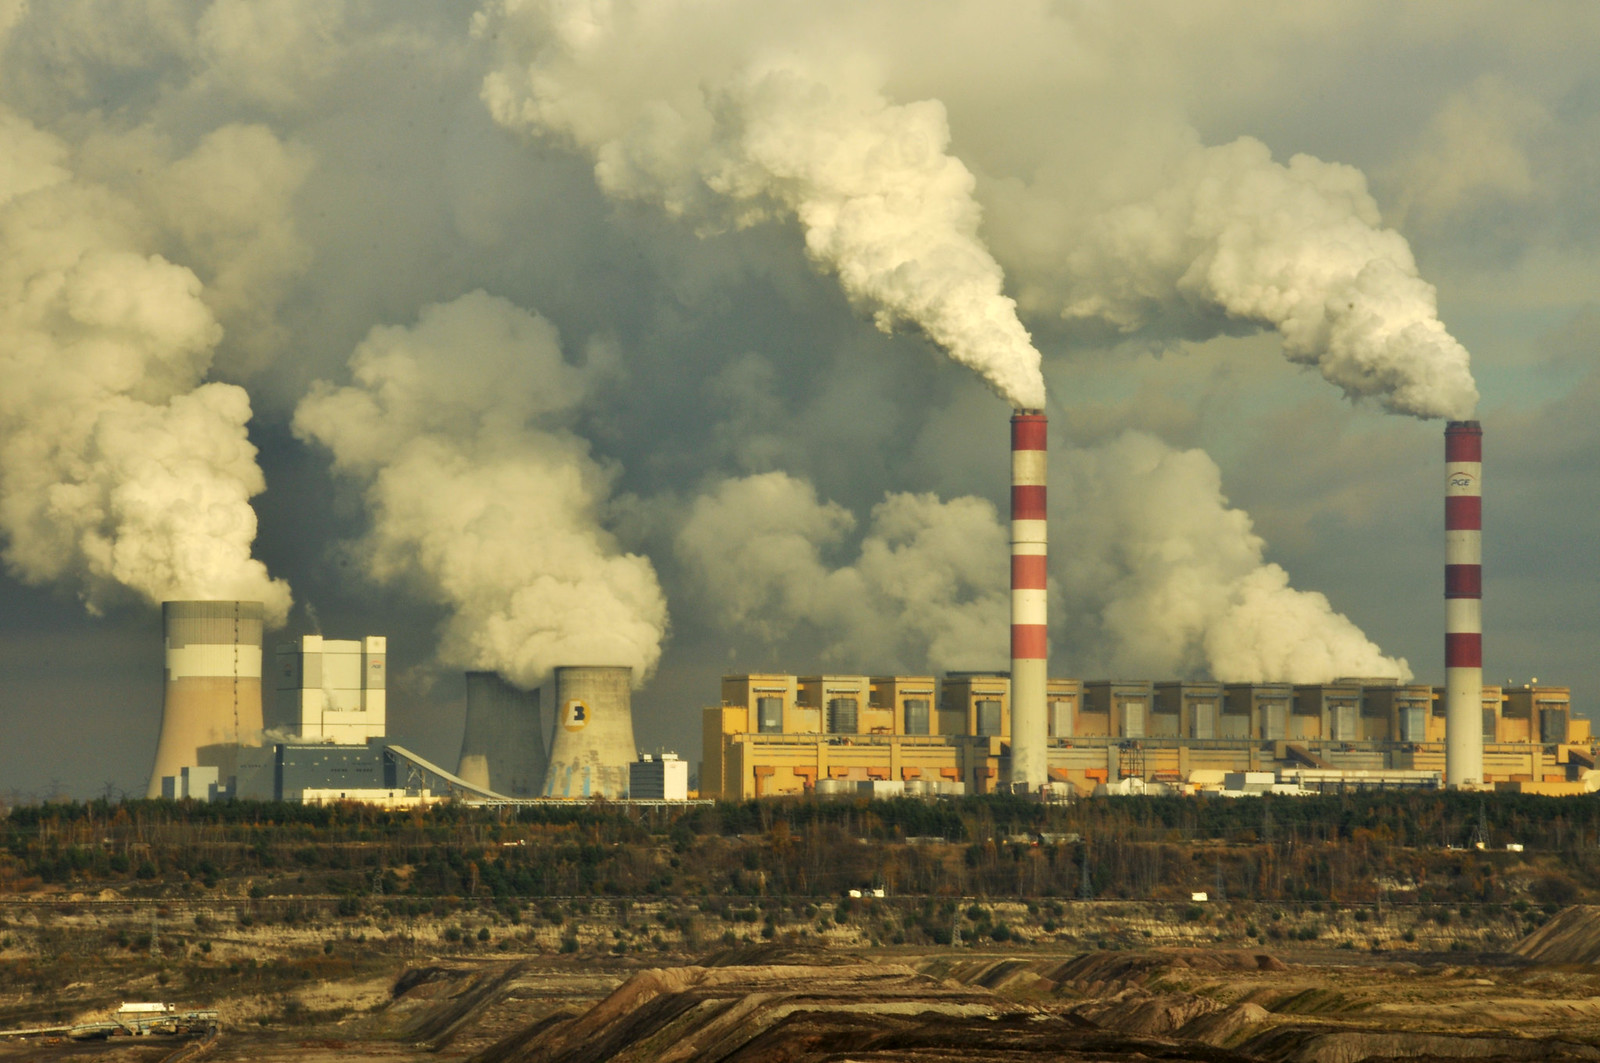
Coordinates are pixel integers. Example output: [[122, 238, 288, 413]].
[[1010, 411, 1048, 791], [1445, 421, 1484, 789], [147, 601, 265, 797]]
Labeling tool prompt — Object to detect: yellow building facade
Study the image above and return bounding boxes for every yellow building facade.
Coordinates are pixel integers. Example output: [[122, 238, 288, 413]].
[[703, 673, 1593, 799]]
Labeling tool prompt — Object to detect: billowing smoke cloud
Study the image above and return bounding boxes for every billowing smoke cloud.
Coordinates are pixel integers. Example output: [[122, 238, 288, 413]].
[[994, 136, 1479, 420], [477, 3, 1047, 410], [683, 435, 1409, 685], [676, 472, 1008, 673], [294, 291, 668, 688], [1053, 432, 1410, 683], [0, 106, 291, 621]]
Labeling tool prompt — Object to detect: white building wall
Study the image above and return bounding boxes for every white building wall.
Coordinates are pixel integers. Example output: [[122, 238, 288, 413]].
[[275, 635, 387, 743]]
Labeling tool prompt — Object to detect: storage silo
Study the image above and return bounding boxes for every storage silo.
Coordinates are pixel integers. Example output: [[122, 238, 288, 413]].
[[147, 601, 265, 798], [542, 666, 636, 799], [456, 672, 547, 797]]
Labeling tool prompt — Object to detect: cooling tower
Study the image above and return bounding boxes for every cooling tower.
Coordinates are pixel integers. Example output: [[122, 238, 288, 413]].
[[542, 665, 636, 799], [147, 601, 265, 798], [1445, 421, 1484, 788], [456, 672, 547, 797], [1010, 411, 1049, 791]]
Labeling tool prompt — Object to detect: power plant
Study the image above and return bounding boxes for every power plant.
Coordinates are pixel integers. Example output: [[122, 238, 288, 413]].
[[456, 671, 547, 798], [147, 601, 265, 798], [1009, 410, 1049, 793], [274, 635, 387, 744], [1445, 421, 1485, 789], [543, 666, 637, 799], [135, 414, 1588, 807]]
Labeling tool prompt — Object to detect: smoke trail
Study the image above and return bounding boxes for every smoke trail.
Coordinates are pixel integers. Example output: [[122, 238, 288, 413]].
[[477, 3, 1046, 410], [1000, 136, 1479, 420], [0, 106, 291, 621], [294, 291, 668, 688], [684, 437, 1408, 684]]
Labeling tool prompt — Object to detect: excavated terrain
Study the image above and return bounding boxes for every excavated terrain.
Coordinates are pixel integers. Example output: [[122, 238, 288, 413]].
[[10, 909, 1600, 1061]]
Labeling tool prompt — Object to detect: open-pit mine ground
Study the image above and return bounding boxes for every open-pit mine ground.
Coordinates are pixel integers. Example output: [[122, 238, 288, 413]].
[[5, 894, 1600, 1062]]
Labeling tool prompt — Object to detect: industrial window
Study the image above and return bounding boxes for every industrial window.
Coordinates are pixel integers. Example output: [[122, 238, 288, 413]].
[[1399, 705, 1427, 742], [975, 700, 1002, 737], [1482, 708, 1497, 742], [1261, 703, 1287, 741], [756, 696, 783, 734], [1049, 699, 1073, 738], [1332, 705, 1357, 741], [1191, 703, 1217, 740], [903, 698, 930, 735], [827, 697, 858, 734], [1121, 701, 1145, 738]]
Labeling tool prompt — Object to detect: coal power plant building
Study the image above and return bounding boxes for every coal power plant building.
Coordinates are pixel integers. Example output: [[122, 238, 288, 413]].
[[274, 635, 387, 744], [703, 673, 1589, 799]]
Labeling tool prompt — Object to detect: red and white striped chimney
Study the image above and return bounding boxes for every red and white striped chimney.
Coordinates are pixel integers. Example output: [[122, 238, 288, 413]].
[[1445, 420, 1483, 788], [1010, 410, 1048, 791]]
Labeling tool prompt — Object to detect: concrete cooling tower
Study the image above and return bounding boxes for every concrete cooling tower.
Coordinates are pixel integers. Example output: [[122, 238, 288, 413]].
[[542, 666, 637, 799], [456, 672, 547, 797], [147, 601, 265, 797]]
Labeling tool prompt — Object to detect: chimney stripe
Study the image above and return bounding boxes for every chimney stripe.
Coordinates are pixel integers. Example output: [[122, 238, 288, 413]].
[[1011, 485, 1047, 522], [1444, 564, 1482, 598], [1445, 495, 1481, 530], [1446, 632, 1483, 668], [1011, 624, 1048, 659], [1011, 554, 1048, 589]]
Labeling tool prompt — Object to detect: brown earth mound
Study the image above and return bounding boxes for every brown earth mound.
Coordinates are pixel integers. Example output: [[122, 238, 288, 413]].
[[465, 961, 1263, 1063], [1513, 906, 1600, 965]]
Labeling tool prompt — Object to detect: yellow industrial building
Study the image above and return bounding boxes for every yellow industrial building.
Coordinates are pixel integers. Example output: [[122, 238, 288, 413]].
[[702, 674, 1591, 799]]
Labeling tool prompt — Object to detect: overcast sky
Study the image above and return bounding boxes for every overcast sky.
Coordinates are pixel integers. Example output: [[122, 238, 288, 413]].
[[0, 1, 1595, 800]]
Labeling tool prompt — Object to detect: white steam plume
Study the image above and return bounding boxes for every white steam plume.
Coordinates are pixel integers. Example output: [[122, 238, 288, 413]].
[[684, 439, 1408, 684], [675, 472, 1009, 673], [293, 291, 668, 688], [477, 2, 1046, 410], [995, 136, 1479, 420], [1053, 432, 1409, 682], [0, 106, 290, 621]]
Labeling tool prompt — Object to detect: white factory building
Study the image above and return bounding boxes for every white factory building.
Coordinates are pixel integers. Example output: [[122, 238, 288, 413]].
[[274, 635, 387, 744]]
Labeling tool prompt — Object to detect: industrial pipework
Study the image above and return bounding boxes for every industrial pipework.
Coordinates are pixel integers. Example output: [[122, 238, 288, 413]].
[[1010, 411, 1049, 791], [1445, 420, 1484, 788]]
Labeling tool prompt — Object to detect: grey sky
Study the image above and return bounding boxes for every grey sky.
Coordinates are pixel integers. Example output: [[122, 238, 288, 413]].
[[0, 1, 1594, 799]]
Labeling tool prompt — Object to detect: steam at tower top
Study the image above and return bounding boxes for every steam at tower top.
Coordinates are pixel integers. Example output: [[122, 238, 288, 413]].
[[478, 6, 1048, 410], [477, 0, 1479, 422]]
